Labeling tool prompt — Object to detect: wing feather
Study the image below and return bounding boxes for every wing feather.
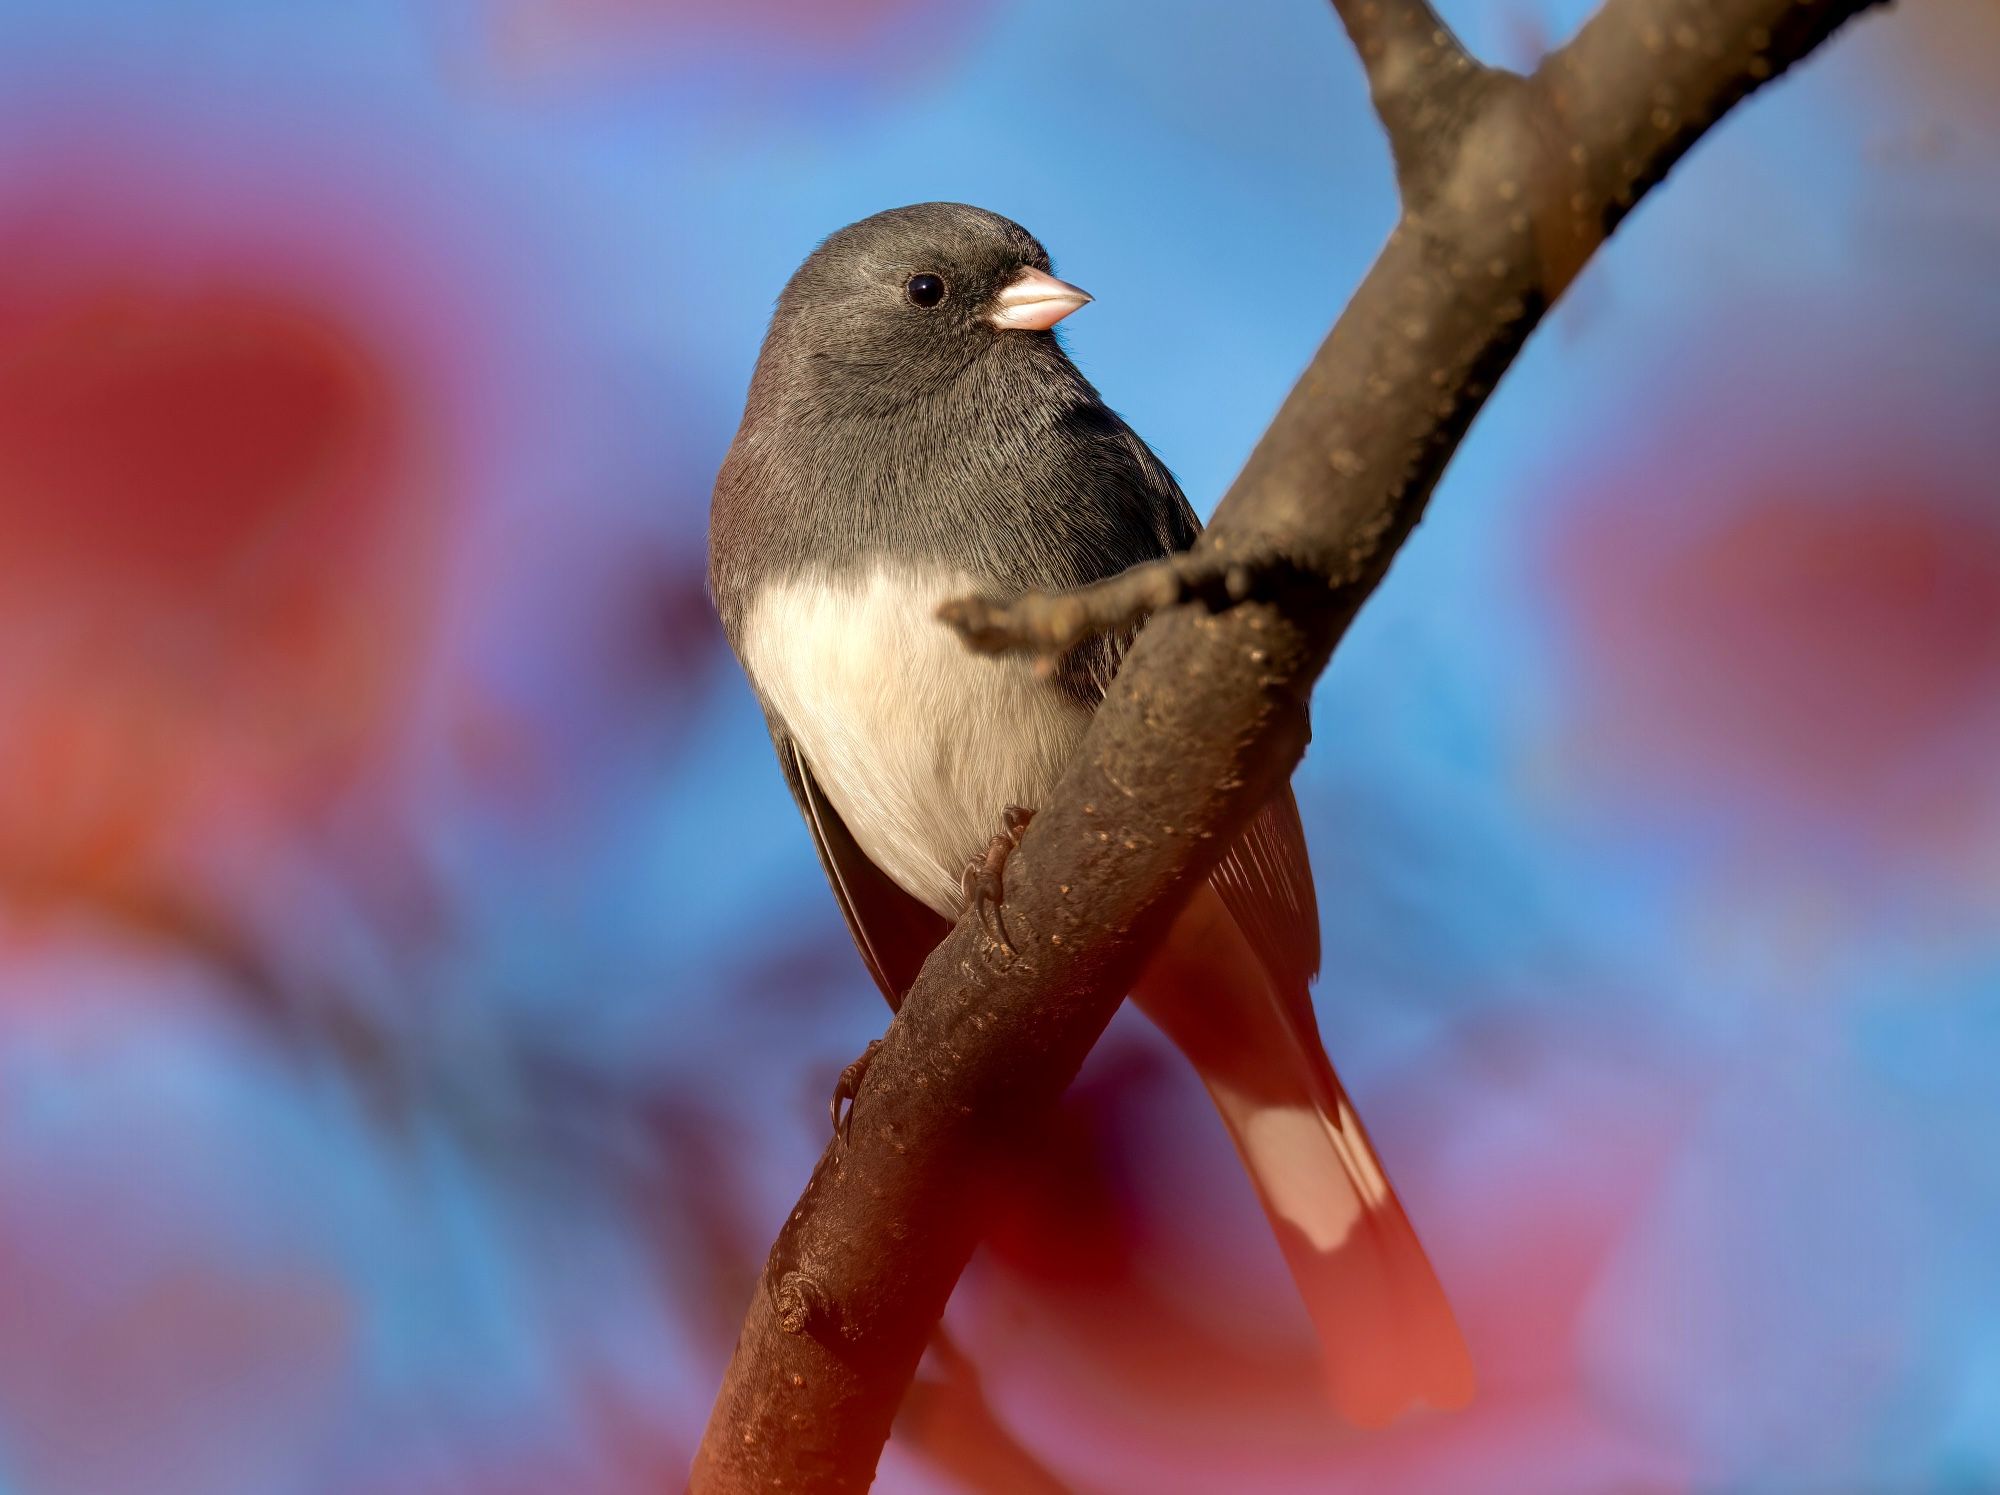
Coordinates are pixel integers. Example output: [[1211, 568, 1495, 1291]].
[[769, 720, 947, 1011], [762, 413, 1318, 1021]]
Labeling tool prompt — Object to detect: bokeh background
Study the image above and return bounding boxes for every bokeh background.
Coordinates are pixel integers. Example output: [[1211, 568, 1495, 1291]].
[[0, 0, 1995, 1490]]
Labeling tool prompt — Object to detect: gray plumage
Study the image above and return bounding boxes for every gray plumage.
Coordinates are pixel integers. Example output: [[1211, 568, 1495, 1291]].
[[707, 201, 1315, 997], [705, 204, 1474, 1424], [709, 203, 1193, 703]]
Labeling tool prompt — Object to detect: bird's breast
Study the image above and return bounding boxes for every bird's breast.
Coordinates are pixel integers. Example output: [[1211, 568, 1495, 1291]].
[[742, 564, 1091, 917]]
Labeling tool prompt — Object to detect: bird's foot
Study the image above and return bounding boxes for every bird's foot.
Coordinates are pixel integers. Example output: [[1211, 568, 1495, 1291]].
[[829, 1038, 883, 1148], [961, 804, 1035, 955]]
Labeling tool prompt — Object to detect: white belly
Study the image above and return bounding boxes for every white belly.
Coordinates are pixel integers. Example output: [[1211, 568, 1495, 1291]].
[[742, 565, 1091, 917]]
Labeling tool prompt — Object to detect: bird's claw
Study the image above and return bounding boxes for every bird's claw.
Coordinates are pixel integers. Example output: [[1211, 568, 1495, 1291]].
[[829, 1039, 882, 1148], [961, 804, 1035, 955]]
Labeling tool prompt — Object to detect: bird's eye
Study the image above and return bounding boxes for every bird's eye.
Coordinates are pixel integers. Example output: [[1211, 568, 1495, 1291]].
[[905, 272, 947, 309]]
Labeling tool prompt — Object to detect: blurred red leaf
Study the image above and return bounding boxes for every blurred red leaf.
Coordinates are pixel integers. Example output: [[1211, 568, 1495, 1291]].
[[0, 191, 446, 905], [1550, 480, 2000, 835]]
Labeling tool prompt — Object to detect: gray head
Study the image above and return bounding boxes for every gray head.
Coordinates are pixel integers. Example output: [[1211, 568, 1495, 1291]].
[[711, 201, 1185, 632], [767, 202, 1092, 398]]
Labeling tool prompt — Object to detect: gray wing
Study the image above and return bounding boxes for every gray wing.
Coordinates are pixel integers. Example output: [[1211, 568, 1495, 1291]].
[[769, 718, 949, 1012], [1089, 418, 1323, 1010], [1211, 790, 1322, 1007], [762, 410, 1318, 1018], [1052, 417, 1201, 702]]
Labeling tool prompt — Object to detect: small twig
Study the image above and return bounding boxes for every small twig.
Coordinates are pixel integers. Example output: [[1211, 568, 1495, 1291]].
[[894, 1333, 1075, 1495], [938, 550, 1286, 664], [1328, 0, 1464, 70], [1329, 0, 1491, 201]]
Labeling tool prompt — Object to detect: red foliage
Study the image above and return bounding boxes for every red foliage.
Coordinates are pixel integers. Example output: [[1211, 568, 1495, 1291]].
[[1549, 478, 2000, 838], [0, 189, 440, 908]]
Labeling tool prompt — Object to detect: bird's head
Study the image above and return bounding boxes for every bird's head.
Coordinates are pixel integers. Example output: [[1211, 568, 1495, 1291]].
[[770, 202, 1091, 392]]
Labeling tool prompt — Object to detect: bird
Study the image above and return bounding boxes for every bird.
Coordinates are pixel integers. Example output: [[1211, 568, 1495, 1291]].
[[707, 202, 1474, 1426]]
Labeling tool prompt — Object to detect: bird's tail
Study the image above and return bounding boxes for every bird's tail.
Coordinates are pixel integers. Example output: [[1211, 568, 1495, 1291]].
[[1132, 882, 1475, 1427]]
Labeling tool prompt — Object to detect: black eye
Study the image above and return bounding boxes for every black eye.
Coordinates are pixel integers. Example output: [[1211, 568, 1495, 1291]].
[[905, 272, 946, 308]]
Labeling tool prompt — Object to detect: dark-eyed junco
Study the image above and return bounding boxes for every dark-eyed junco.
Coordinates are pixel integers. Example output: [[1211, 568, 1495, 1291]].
[[708, 202, 1472, 1425]]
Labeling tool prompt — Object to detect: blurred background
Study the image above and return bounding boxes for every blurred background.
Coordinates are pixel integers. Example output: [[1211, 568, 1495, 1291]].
[[0, 0, 1994, 1490]]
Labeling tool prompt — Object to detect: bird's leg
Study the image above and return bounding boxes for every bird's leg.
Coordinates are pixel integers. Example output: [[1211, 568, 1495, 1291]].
[[961, 804, 1035, 955], [832, 804, 1033, 1143], [829, 1038, 883, 1147]]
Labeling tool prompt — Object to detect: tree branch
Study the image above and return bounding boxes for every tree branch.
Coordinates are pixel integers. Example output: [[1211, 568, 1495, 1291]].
[[1328, 0, 1489, 202], [935, 548, 1293, 669], [692, 1, 1893, 1489]]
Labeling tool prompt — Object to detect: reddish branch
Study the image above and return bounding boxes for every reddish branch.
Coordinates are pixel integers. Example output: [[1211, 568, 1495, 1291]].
[[692, 1, 1893, 1489]]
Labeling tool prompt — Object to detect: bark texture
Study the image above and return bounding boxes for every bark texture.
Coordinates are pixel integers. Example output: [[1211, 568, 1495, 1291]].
[[693, 1, 1893, 1488]]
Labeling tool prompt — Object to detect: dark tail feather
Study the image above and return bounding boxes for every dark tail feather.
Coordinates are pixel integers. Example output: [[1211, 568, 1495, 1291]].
[[1133, 884, 1475, 1427]]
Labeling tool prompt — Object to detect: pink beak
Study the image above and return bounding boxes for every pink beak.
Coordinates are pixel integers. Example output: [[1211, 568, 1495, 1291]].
[[988, 266, 1092, 331]]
